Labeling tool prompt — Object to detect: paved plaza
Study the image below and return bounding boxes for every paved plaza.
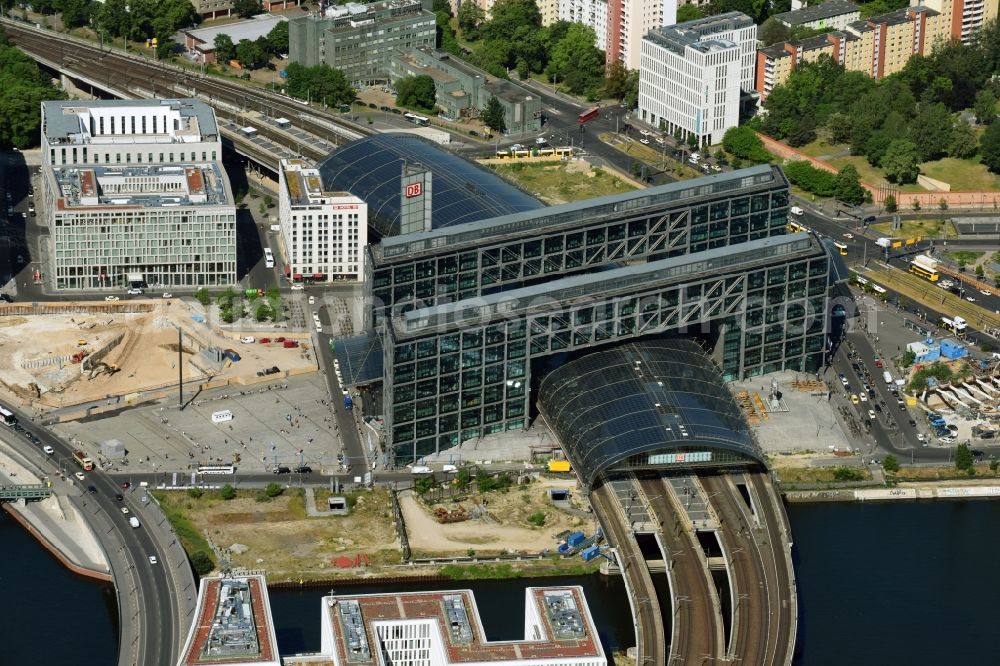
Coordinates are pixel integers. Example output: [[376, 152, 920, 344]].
[[53, 374, 348, 475]]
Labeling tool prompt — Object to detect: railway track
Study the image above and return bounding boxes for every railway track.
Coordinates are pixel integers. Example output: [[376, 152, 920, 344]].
[[2, 19, 371, 165], [637, 475, 725, 665]]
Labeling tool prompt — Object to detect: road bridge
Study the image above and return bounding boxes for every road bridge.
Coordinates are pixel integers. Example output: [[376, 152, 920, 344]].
[[0, 19, 370, 173]]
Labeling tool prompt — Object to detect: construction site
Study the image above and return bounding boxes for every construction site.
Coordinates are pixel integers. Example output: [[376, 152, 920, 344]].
[[0, 300, 317, 411]]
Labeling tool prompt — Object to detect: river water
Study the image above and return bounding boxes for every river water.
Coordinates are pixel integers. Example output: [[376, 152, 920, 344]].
[[7, 501, 1000, 665]]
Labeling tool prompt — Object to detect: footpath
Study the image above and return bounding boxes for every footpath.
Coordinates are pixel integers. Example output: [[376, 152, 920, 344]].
[[786, 480, 1000, 502]]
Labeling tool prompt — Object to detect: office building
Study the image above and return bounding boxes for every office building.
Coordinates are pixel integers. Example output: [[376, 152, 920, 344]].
[[389, 48, 542, 131], [773, 0, 861, 30], [40, 99, 236, 291], [288, 0, 437, 85], [278, 159, 367, 283], [755, 4, 954, 99], [184, 15, 288, 64], [190, 0, 299, 21], [638, 12, 757, 147], [325, 134, 834, 465]]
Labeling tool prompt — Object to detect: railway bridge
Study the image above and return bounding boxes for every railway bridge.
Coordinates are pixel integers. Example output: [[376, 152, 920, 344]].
[[538, 339, 798, 666]]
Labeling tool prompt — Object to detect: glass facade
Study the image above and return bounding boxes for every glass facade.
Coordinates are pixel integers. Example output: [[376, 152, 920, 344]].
[[536, 339, 763, 489], [384, 235, 828, 465], [370, 165, 790, 323]]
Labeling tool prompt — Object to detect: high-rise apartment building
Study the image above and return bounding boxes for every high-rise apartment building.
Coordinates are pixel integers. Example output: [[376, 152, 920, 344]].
[[916, 0, 998, 43], [555, 0, 676, 68], [559, 0, 610, 52], [40, 99, 236, 291], [637, 12, 757, 146], [278, 159, 367, 283]]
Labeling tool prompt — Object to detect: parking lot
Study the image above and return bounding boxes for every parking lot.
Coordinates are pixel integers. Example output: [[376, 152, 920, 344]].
[[52, 374, 350, 476]]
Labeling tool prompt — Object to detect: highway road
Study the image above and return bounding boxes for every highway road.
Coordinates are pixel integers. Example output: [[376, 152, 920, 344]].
[[4, 404, 183, 666]]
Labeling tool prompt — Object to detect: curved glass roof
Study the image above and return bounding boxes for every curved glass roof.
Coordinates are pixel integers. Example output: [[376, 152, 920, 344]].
[[537, 339, 761, 488], [317, 134, 542, 239]]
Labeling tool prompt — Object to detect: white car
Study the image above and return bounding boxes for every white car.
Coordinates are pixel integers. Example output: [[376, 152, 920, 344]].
[[126, 288, 143, 295], [656, 137, 665, 145], [161, 293, 173, 299], [121, 506, 130, 514], [290, 284, 305, 291], [639, 130, 650, 136], [859, 393, 868, 402], [74, 472, 86, 482], [43, 445, 54, 455], [982, 290, 991, 296], [966, 296, 976, 302], [640, 138, 650, 145], [308, 295, 316, 305], [842, 233, 853, 239], [269, 224, 281, 232], [240, 336, 256, 344], [148, 555, 158, 565], [104, 296, 120, 302], [868, 410, 876, 420]]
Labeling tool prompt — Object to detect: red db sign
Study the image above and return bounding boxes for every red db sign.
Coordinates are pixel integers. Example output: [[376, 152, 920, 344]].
[[405, 182, 422, 198]]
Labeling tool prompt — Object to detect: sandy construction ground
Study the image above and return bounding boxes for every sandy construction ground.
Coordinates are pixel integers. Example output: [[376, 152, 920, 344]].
[[0, 301, 315, 409]]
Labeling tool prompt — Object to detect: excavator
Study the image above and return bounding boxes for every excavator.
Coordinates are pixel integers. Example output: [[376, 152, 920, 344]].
[[87, 361, 121, 380]]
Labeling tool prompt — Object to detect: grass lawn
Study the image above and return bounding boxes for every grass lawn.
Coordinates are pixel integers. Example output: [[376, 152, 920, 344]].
[[826, 155, 923, 192], [488, 159, 638, 203], [944, 250, 985, 265], [919, 157, 1000, 191], [870, 218, 956, 239], [773, 466, 871, 484], [795, 139, 850, 159]]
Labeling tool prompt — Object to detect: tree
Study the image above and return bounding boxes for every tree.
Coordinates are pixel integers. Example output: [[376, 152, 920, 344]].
[[187, 487, 204, 499], [980, 121, 1000, 173], [603, 60, 636, 105], [909, 103, 953, 162], [545, 23, 605, 97], [991, 458, 999, 474], [284, 62, 355, 107], [899, 349, 916, 367], [232, 0, 262, 18], [882, 455, 900, 473], [826, 112, 853, 145], [235, 38, 268, 69], [60, 0, 93, 28], [949, 117, 978, 158], [833, 164, 866, 205], [190, 551, 215, 576], [395, 74, 437, 111], [266, 20, 288, 55], [722, 126, 771, 163], [214, 34, 236, 64], [884, 194, 897, 212], [676, 3, 702, 21], [974, 89, 997, 125], [480, 0, 541, 42], [527, 511, 546, 526], [457, 0, 485, 39], [195, 288, 211, 306], [955, 442, 974, 472], [481, 95, 506, 134], [833, 466, 865, 482], [264, 482, 284, 497], [787, 116, 816, 148], [220, 484, 237, 500], [882, 139, 921, 184], [758, 17, 791, 47]]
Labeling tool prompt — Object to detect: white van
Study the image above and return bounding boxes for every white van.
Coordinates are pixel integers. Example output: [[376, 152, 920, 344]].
[[211, 410, 234, 423], [129, 516, 140, 528], [883, 371, 893, 385], [790, 206, 804, 216]]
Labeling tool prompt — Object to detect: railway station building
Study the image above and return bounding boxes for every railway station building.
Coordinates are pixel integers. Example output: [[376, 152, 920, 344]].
[[328, 136, 835, 467]]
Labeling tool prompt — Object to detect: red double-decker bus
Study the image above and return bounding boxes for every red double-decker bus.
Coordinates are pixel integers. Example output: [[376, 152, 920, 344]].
[[578, 107, 600, 124]]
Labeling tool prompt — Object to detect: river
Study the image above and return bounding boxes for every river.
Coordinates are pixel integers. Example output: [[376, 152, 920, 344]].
[[6, 501, 1000, 664]]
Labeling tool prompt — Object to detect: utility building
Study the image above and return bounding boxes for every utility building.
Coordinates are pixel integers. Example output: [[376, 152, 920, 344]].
[[40, 99, 236, 291]]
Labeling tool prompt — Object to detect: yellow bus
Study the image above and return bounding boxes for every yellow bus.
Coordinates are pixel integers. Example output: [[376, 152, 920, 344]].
[[833, 241, 848, 256]]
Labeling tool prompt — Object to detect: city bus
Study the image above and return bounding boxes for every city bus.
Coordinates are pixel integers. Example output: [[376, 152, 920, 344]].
[[833, 241, 848, 256], [909, 255, 940, 282], [0, 404, 16, 426], [941, 316, 967, 336], [198, 464, 236, 475], [404, 112, 429, 126], [578, 107, 599, 124], [263, 248, 275, 269], [871, 284, 887, 296]]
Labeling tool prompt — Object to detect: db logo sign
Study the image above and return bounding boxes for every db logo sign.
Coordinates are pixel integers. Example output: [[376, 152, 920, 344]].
[[405, 182, 423, 198]]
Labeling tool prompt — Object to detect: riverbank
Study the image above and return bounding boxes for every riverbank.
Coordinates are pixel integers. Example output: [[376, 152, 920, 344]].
[[0, 438, 110, 579], [785, 478, 1000, 502]]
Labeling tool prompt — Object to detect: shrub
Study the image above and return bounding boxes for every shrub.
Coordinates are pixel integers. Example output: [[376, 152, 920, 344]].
[[265, 482, 284, 497], [527, 511, 546, 526], [783, 160, 835, 198], [191, 551, 215, 576], [187, 487, 204, 499], [833, 466, 864, 482], [220, 484, 237, 500]]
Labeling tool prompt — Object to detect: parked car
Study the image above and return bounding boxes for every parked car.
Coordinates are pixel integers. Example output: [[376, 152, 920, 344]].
[[273, 466, 291, 474], [290, 283, 305, 290], [294, 465, 313, 474], [240, 336, 256, 344], [104, 296, 120, 302], [126, 288, 143, 295]]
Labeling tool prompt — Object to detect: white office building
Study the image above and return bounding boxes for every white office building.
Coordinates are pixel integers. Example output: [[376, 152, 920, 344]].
[[637, 12, 756, 147], [278, 159, 367, 283], [40, 99, 236, 290]]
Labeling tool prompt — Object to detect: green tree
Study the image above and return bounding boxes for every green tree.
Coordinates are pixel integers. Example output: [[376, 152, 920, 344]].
[[909, 103, 953, 161], [95, 0, 130, 38], [233, 0, 262, 18], [956, 442, 974, 472], [220, 484, 237, 500], [60, 0, 93, 28], [603, 60, 636, 105], [899, 349, 916, 367], [414, 476, 435, 494], [882, 139, 921, 184], [826, 112, 853, 145], [882, 455, 900, 473], [527, 511, 546, 526], [266, 20, 288, 55], [722, 125, 771, 163], [456, 466, 472, 488], [254, 302, 272, 322], [949, 117, 978, 158], [457, 0, 486, 39], [990, 458, 999, 473], [195, 288, 211, 306], [235, 38, 268, 69], [833, 164, 865, 205], [481, 0, 541, 42], [481, 95, 507, 134], [395, 74, 437, 111], [758, 17, 791, 47], [284, 62, 355, 106], [676, 2, 702, 21], [264, 482, 284, 497], [187, 487, 204, 499], [974, 88, 997, 125], [214, 33, 236, 64], [833, 466, 865, 482], [545, 23, 605, 96], [190, 551, 215, 576], [884, 194, 897, 212], [980, 121, 1000, 173], [976, 264, 985, 277]]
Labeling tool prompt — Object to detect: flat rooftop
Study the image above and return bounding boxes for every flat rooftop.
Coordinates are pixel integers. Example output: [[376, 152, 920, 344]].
[[53, 163, 230, 210], [179, 575, 280, 666], [773, 0, 859, 25], [645, 10, 753, 55], [185, 14, 288, 50], [281, 159, 358, 206], [42, 99, 218, 145], [324, 587, 604, 665], [376, 164, 785, 264]]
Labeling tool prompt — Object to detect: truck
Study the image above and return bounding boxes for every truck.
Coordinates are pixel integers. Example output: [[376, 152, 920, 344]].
[[72, 449, 93, 471], [875, 237, 893, 248], [547, 459, 571, 473], [344, 395, 353, 410], [223, 349, 241, 362]]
